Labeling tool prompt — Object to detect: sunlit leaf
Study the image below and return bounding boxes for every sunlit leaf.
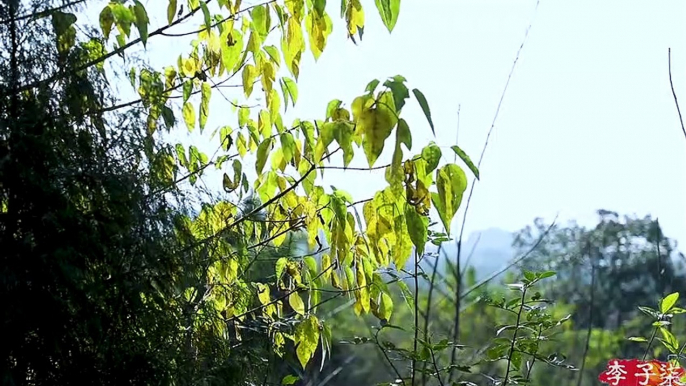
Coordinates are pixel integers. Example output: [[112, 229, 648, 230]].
[[182, 102, 196, 132], [289, 292, 305, 316], [200, 82, 211, 131], [431, 164, 467, 234], [294, 315, 319, 368]]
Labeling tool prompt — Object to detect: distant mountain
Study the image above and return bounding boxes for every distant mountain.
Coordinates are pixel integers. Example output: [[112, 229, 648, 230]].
[[422, 228, 517, 282]]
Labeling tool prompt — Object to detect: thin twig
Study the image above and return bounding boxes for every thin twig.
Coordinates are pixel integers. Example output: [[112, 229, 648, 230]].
[[576, 240, 595, 386], [668, 48, 686, 141], [448, 1, 541, 380]]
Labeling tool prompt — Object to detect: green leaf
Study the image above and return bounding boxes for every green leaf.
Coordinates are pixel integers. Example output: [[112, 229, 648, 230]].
[[289, 292, 305, 316], [182, 80, 192, 103], [133, 1, 149, 47], [264, 45, 281, 66], [182, 102, 196, 132], [661, 292, 680, 313], [431, 164, 467, 234], [275, 258, 288, 281], [326, 99, 342, 119], [99, 6, 114, 40], [167, 0, 177, 24], [281, 375, 299, 385], [281, 77, 298, 110], [383, 75, 409, 111], [199, 1, 211, 34], [110, 4, 134, 37], [412, 88, 435, 136], [397, 118, 412, 150], [200, 82, 211, 131], [628, 336, 649, 342], [256, 138, 273, 175], [421, 142, 441, 173], [450, 145, 479, 180], [365, 79, 380, 94], [251, 5, 269, 38], [294, 315, 320, 368], [175, 144, 188, 167], [374, 0, 400, 32], [333, 121, 355, 166], [405, 205, 428, 256]]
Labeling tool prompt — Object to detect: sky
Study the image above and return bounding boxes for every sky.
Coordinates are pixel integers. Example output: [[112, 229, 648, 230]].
[[83, 0, 686, 248]]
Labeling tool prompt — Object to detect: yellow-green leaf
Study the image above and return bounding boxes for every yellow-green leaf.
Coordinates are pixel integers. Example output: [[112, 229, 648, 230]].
[[258, 110, 272, 138], [283, 18, 304, 78], [182, 102, 196, 132], [167, 0, 177, 24], [431, 164, 467, 234], [281, 77, 298, 110], [305, 10, 333, 60], [200, 82, 211, 131], [662, 292, 680, 313], [242, 64, 258, 97], [99, 6, 114, 40], [221, 29, 243, 74], [294, 315, 320, 368], [256, 138, 273, 174], [289, 292, 306, 316], [421, 142, 441, 173], [132, 1, 149, 47], [405, 205, 428, 256], [359, 92, 397, 167]]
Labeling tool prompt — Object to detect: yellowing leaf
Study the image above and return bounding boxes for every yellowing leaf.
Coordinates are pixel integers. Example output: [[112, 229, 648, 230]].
[[182, 101, 196, 132], [99, 6, 114, 41], [294, 315, 319, 368], [258, 110, 272, 138], [283, 18, 304, 78], [256, 138, 273, 174], [345, 0, 365, 37], [221, 29, 243, 74], [305, 10, 333, 60], [359, 92, 397, 167], [431, 164, 467, 234], [421, 142, 441, 173], [242, 64, 258, 97], [288, 292, 305, 316], [237, 132, 247, 157], [261, 61, 276, 93], [200, 81, 211, 131]]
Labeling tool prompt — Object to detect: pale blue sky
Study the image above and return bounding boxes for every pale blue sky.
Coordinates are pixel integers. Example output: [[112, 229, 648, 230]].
[[86, 0, 686, 246]]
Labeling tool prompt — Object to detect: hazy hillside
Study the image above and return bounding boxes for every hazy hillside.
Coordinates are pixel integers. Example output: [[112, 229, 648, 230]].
[[421, 228, 517, 281]]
